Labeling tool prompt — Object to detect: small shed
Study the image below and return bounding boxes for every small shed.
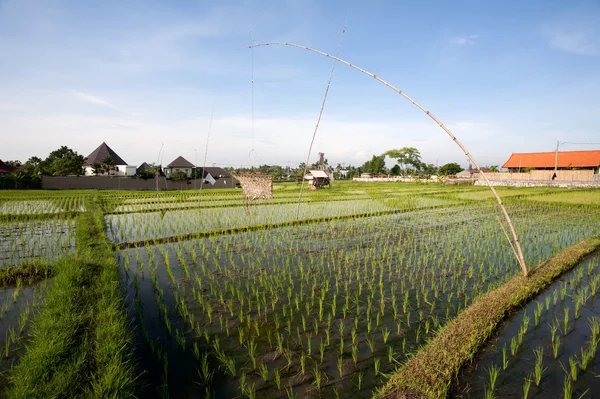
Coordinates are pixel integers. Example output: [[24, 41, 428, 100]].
[[305, 170, 330, 189]]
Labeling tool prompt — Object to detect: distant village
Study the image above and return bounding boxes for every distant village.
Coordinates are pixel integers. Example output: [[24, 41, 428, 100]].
[[1, 141, 599, 190]]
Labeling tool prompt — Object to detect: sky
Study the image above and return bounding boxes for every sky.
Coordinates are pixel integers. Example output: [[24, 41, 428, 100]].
[[1, 0, 599, 169]]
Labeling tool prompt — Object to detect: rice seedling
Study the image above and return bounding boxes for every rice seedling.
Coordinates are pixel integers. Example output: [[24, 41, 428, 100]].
[[533, 347, 546, 387], [522, 375, 532, 399]]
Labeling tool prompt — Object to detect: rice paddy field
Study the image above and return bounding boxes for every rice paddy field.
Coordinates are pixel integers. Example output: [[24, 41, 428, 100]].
[[0, 182, 599, 398]]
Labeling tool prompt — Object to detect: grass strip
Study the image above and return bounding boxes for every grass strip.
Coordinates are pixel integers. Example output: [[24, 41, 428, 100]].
[[0, 211, 80, 222], [6, 195, 137, 398], [377, 236, 600, 399]]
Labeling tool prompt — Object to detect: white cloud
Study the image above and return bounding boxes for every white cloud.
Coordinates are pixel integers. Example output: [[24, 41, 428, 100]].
[[72, 91, 118, 110], [545, 28, 597, 56], [450, 34, 479, 46]]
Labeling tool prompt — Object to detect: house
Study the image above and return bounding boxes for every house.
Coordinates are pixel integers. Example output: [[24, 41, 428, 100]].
[[456, 168, 491, 178], [196, 166, 236, 187], [0, 160, 17, 174], [502, 150, 600, 173], [83, 142, 136, 176], [136, 162, 154, 175], [164, 156, 195, 178]]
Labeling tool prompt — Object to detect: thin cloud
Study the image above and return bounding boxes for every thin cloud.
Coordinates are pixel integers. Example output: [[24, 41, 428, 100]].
[[72, 91, 118, 109], [545, 27, 597, 56], [450, 34, 479, 46]]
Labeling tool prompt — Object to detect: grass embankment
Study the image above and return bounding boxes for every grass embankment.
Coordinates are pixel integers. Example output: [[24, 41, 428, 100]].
[[0, 263, 53, 287], [377, 236, 600, 399], [6, 195, 137, 398]]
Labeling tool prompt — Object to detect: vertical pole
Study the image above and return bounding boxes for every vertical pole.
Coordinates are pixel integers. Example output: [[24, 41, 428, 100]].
[[554, 141, 559, 175]]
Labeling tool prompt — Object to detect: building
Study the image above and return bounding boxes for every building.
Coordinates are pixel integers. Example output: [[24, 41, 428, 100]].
[[0, 160, 17, 174], [164, 156, 195, 178], [456, 168, 491, 178], [199, 167, 236, 187], [503, 150, 600, 173], [83, 142, 136, 176], [304, 170, 331, 189], [136, 162, 154, 175]]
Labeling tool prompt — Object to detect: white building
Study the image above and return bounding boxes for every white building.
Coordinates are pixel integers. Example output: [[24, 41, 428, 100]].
[[83, 142, 135, 176], [164, 156, 195, 178]]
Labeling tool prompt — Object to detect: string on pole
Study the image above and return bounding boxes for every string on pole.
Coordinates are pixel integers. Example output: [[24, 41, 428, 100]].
[[295, 16, 348, 220], [199, 104, 215, 198], [249, 32, 258, 161]]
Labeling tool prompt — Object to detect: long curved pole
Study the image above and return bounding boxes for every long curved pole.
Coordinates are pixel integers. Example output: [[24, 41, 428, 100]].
[[251, 41, 528, 276]]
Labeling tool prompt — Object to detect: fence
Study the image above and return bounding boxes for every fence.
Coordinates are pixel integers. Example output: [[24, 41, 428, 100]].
[[42, 176, 237, 190], [232, 175, 273, 199]]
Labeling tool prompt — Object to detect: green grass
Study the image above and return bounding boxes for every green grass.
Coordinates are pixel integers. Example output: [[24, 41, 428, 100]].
[[0, 262, 54, 287], [376, 236, 600, 399], [6, 194, 137, 398], [525, 190, 600, 206]]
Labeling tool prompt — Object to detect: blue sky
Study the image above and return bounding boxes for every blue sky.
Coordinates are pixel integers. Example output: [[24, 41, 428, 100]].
[[1, 0, 599, 169]]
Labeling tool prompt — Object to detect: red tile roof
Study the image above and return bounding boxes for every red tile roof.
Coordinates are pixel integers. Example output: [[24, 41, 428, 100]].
[[502, 150, 600, 169]]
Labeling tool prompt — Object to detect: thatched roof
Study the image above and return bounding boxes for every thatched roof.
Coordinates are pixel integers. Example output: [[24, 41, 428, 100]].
[[84, 142, 127, 166], [167, 156, 194, 168], [136, 162, 153, 174]]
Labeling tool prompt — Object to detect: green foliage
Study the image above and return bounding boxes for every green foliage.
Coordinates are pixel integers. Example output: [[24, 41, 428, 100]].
[[42, 146, 85, 176], [91, 163, 103, 176], [384, 147, 422, 175], [439, 163, 463, 176], [7, 195, 138, 397], [138, 170, 157, 180], [360, 154, 386, 174], [169, 170, 189, 181]]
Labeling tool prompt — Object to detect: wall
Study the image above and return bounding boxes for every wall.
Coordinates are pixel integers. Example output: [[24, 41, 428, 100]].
[[484, 170, 595, 182], [42, 176, 237, 190], [475, 180, 600, 188]]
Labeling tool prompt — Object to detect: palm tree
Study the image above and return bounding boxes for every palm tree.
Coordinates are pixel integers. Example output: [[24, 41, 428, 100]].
[[102, 155, 116, 176]]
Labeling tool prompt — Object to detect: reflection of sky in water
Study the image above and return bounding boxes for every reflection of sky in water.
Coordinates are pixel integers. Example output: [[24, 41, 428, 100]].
[[106, 197, 457, 244], [0, 220, 75, 267]]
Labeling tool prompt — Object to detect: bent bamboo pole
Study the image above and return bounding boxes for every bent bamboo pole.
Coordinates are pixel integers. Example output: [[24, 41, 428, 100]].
[[251, 41, 529, 276]]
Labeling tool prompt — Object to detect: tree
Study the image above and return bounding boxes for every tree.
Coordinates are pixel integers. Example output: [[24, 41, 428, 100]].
[[102, 155, 116, 176], [360, 155, 386, 174], [420, 163, 438, 177], [20, 156, 44, 176], [438, 162, 463, 176], [169, 170, 188, 181], [489, 165, 499, 173], [5, 160, 21, 168], [390, 164, 401, 176], [91, 163, 103, 176], [138, 170, 157, 180], [42, 146, 85, 176], [384, 147, 422, 175]]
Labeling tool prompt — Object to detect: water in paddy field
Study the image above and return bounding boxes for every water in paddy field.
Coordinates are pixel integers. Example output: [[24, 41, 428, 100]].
[[106, 198, 600, 398], [0, 282, 45, 396], [455, 253, 600, 398], [0, 220, 76, 267]]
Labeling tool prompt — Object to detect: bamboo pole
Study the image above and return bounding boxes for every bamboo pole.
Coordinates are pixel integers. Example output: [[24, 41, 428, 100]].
[[250, 41, 529, 276]]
